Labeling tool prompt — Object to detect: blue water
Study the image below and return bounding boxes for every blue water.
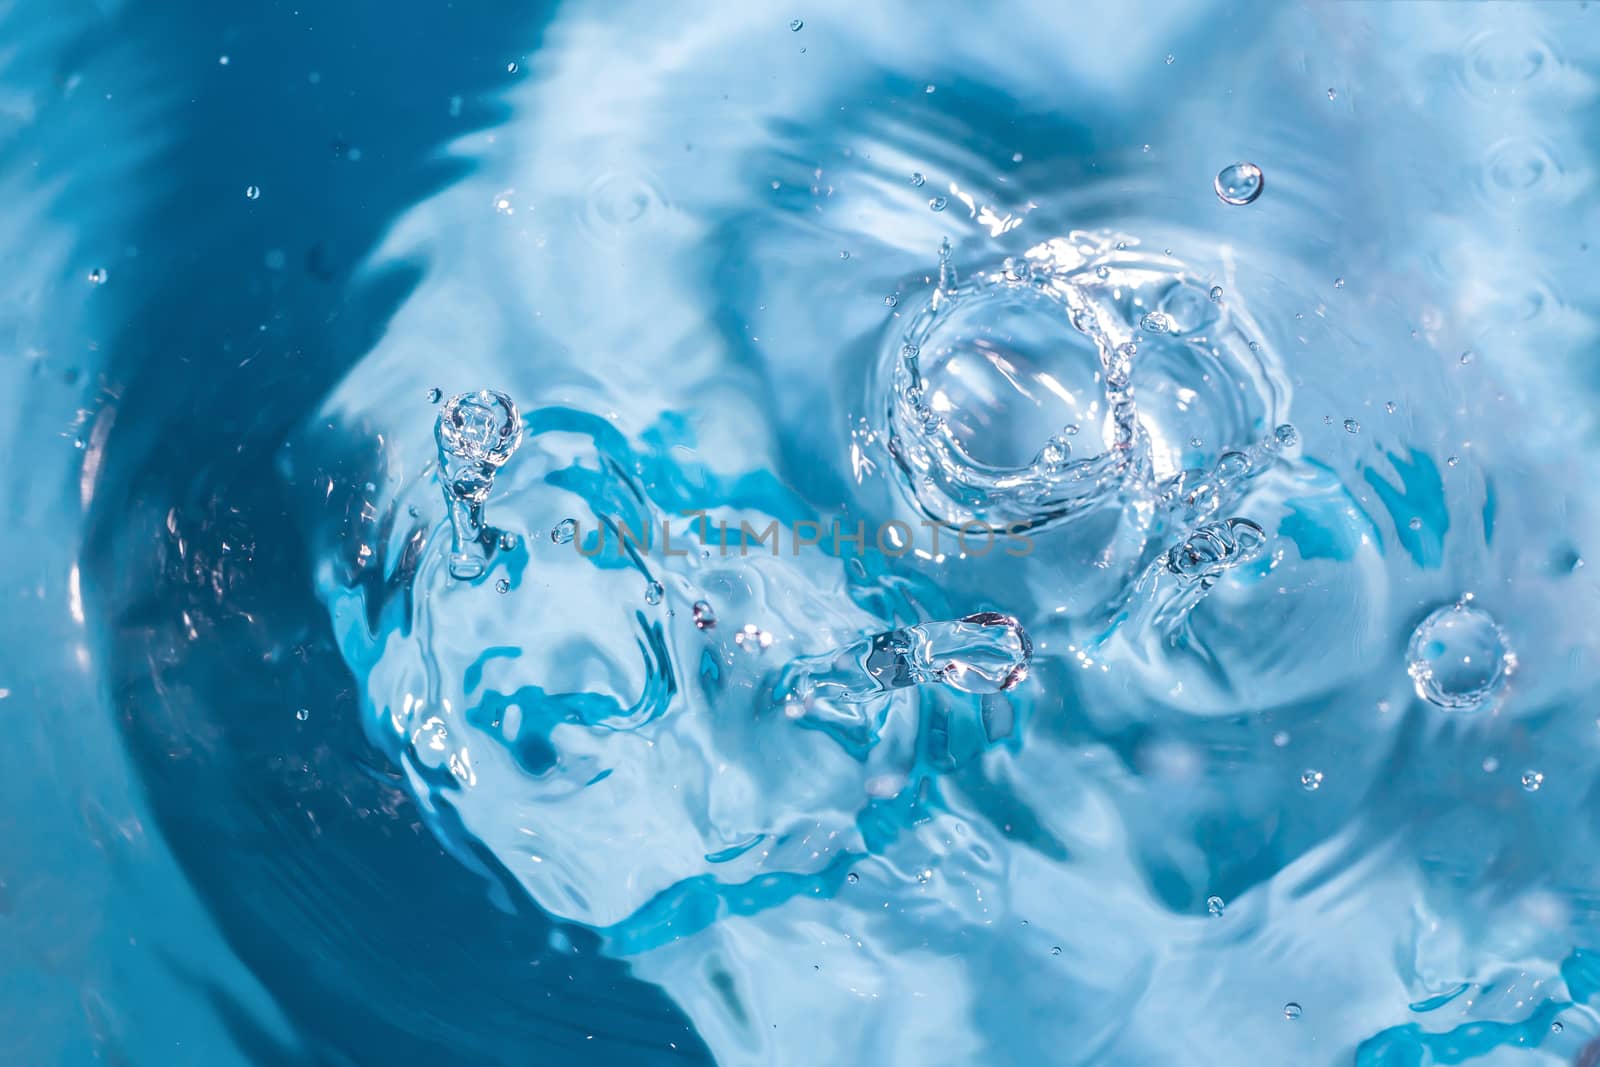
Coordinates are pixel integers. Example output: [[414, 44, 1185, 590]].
[[5, 2, 1600, 1064]]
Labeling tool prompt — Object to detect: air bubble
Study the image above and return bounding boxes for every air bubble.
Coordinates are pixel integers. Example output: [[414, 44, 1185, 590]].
[[645, 581, 664, 605], [1522, 770, 1544, 792], [1283, 1003, 1302, 1021], [551, 518, 577, 545], [87, 268, 107, 285], [495, 577, 511, 594], [1206, 895, 1225, 917], [426, 387, 442, 404], [928, 196, 947, 212], [1209, 285, 1223, 302], [788, 18, 803, 31], [1139, 311, 1175, 334], [435, 390, 522, 580], [884, 294, 899, 308], [1300, 769, 1324, 791], [245, 185, 261, 200], [1406, 602, 1516, 711], [910, 172, 925, 187], [1214, 162, 1264, 205], [1343, 418, 1361, 434], [295, 708, 309, 721]]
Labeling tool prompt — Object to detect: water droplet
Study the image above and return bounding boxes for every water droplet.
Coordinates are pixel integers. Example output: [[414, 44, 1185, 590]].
[[435, 390, 523, 580], [245, 185, 261, 200], [692, 600, 717, 630], [1140, 311, 1175, 334], [788, 17, 803, 30], [295, 707, 309, 721], [1522, 769, 1544, 792], [87, 268, 107, 285], [884, 294, 899, 308], [426, 387, 442, 404], [900, 343, 920, 361], [1050, 946, 1062, 956], [1283, 1003, 1302, 1021], [1447, 456, 1459, 468], [498, 531, 518, 551], [495, 577, 510, 594], [1459, 350, 1474, 366], [1164, 53, 1175, 65], [1300, 768, 1324, 791], [1327, 88, 1337, 100], [910, 172, 925, 187], [1333, 277, 1345, 289], [1385, 401, 1396, 414], [846, 872, 859, 884], [645, 581, 664, 605], [1406, 602, 1516, 710], [551, 518, 577, 545], [1209, 285, 1223, 302], [1408, 517, 1423, 531], [839, 250, 850, 260], [506, 61, 518, 73], [1207, 895, 1226, 917], [1095, 264, 1111, 280], [1214, 162, 1265, 205], [1552, 1021, 1564, 1034], [928, 196, 947, 212], [1343, 418, 1361, 434]]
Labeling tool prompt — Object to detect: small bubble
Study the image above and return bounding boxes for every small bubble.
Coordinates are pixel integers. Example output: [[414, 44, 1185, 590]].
[[910, 172, 925, 187], [87, 268, 107, 285], [1188, 436, 1204, 449], [1385, 401, 1396, 414], [552, 518, 577, 545], [1552, 1021, 1564, 1034], [1249, 340, 1261, 353], [1522, 770, 1544, 792], [839, 250, 849, 260], [900, 343, 920, 360], [498, 531, 518, 551], [1344, 418, 1361, 434], [1407, 602, 1515, 711], [1408, 517, 1423, 531], [1327, 88, 1337, 100], [245, 185, 261, 200], [1283, 1003, 1302, 1021], [1164, 53, 1175, 65], [692, 600, 717, 629], [1063, 423, 1079, 436], [645, 581, 664, 605], [506, 61, 518, 73], [788, 17, 803, 31], [1273, 424, 1300, 449], [1300, 769, 1324, 791], [495, 577, 510, 594], [295, 708, 309, 721], [1209, 285, 1223, 302], [928, 196, 947, 212], [884, 294, 899, 308], [1447, 456, 1459, 467], [846, 872, 859, 884], [1483, 756, 1499, 773], [1206, 895, 1225, 917], [1214, 162, 1265, 205], [1095, 265, 1111, 280], [1050, 946, 1062, 956], [1140, 311, 1175, 334], [1334, 277, 1345, 289], [427, 387, 443, 404]]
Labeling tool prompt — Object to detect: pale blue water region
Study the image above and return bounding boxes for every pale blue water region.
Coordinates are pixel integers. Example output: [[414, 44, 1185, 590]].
[[4, 1, 1600, 1064]]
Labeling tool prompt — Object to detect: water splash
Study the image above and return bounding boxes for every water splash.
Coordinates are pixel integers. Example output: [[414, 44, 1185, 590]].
[[434, 389, 522, 579]]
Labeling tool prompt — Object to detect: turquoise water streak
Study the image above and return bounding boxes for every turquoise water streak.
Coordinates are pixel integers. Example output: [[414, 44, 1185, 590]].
[[6, 1, 1600, 1065]]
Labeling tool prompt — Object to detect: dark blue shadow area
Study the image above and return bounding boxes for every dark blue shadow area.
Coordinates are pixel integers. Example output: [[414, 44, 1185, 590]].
[[68, 1, 711, 1062]]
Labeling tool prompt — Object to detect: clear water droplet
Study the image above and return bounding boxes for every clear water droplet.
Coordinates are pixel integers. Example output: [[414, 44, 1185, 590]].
[[551, 518, 577, 545], [506, 61, 518, 73], [928, 196, 947, 212], [910, 172, 925, 187], [1385, 401, 1397, 414], [1300, 769, 1324, 791], [426, 387, 442, 404], [1333, 277, 1345, 289], [788, 18, 803, 31], [692, 600, 717, 630], [495, 577, 510, 594], [1459, 350, 1474, 365], [846, 872, 859, 884], [1283, 1003, 1302, 1021], [245, 185, 261, 200], [1522, 769, 1544, 792], [87, 268, 107, 285], [884, 294, 899, 308], [1140, 311, 1175, 334], [1408, 517, 1423, 531], [1407, 602, 1516, 710], [1552, 1021, 1564, 1034], [1327, 88, 1337, 100], [1050, 946, 1062, 956], [645, 581, 664, 605], [1344, 418, 1361, 434], [1164, 53, 1175, 65], [498, 531, 518, 551], [1206, 895, 1225, 917], [1095, 264, 1111, 280], [295, 708, 309, 721], [1447, 456, 1459, 468], [1208, 285, 1223, 302], [1274, 424, 1299, 449], [1166, 518, 1267, 582], [1214, 162, 1265, 205], [839, 250, 850, 260]]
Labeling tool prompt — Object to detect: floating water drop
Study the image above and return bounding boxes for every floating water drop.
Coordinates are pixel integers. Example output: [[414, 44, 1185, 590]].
[[295, 707, 309, 721], [495, 577, 511, 594], [1050, 946, 1062, 956], [498, 531, 518, 551], [839, 250, 850, 260], [1273, 424, 1300, 449], [87, 268, 107, 285], [910, 172, 925, 187], [1459, 350, 1474, 366], [245, 184, 261, 200], [928, 196, 947, 212], [426, 387, 442, 404], [788, 17, 803, 31], [1164, 53, 1175, 65], [884, 294, 899, 308], [692, 600, 717, 629], [1552, 1021, 1564, 1034], [1283, 1003, 1302, 1021], [1333, 277, 1345, 289], [1408, 517, 1423, 531], [1300, 768, 1324, 792], [645, 581, 664, 605], [1139, 310, 1175, 334], [435, 390, 522, 580], [1406, 602, 1516, 710], [1327, 88, 1337, 100], [1209, 285, 1223, 302], [846, 872, 859, 884], [1207, 895, 1225, 917], [1385, 401, 1396, 414], [551, 518, 577, 545], [1522, 770, 1544, 792], [1343, 418, 1361, 434], [506, 61, 518, 73], [1214, 162, 1265, 205]]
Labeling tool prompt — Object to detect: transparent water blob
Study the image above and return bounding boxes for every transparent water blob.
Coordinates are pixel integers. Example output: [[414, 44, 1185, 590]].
[[1405, 601, 1516, 710], [1214, 162, 1264, 205], [434, 389, 522, 579]]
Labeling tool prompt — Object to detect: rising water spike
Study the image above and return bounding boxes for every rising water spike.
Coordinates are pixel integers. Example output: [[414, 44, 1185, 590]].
[[435, 389, 522, 580]]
